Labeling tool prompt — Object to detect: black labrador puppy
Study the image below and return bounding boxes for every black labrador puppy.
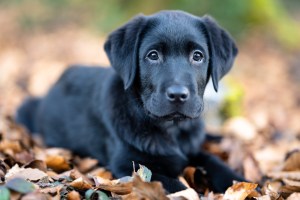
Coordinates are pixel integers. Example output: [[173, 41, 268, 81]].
[[16, 10, 244, 193]]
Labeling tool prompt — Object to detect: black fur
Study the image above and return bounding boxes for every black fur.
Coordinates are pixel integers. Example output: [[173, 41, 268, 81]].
[[16, 10, 244, 193]]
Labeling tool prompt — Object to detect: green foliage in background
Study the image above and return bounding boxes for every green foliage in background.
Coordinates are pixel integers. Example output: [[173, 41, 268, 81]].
[[1, 0, 300, 49], [220, 78, 244, 120]]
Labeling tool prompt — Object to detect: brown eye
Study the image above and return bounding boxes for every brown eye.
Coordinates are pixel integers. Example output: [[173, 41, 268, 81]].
[[192, 50, 204, 62], [147, 50, 159, 60]]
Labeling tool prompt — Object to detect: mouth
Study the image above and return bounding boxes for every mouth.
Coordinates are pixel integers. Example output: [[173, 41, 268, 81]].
[[146, 110, 192, 121]]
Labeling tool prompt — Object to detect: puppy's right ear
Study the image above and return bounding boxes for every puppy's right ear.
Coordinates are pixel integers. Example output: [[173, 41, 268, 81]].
[[202, 16, 238, 92], [104, 15, 147, 90]]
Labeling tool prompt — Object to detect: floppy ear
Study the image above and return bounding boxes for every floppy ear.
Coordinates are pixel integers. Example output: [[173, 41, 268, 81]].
[[202, 16, 238, 92], [104, 15, 146, 90]]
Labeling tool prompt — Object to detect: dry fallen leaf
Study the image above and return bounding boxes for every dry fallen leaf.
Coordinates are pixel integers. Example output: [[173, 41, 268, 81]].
[[21, 192, 50, 200], [223, 182, 258, 200], [46, 155, 72, 173], [0, 140, 22, 154], [286, 192, 300, 200], [69, 177, 92, 190], [88, 167, 113, 180], [67, 190, 81, 200], [123, 175, 168, 200], [5, 164, 48, 181], [267, 171, 300, 181], [73, 157, 98, 173], [24, 160, 47, 172], [167, 188, 200, 200], [97, 179, 132, 195], [283, 151, 300, 171], [70, 169, 93, 185], [263, 182, 282, 200]]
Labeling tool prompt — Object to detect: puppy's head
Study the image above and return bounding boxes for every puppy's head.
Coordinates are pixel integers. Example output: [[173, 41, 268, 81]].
[[104, 10, 238, 121]]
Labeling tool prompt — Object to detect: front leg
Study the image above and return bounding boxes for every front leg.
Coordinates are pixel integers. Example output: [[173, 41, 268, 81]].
[[188, 151, 246, 192], [151, 173, 187, 194]]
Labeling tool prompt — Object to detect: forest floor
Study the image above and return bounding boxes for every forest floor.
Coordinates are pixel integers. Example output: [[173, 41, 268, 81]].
[[1, 7, 300, 200]]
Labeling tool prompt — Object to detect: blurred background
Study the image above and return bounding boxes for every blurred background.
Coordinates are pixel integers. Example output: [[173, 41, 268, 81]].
[[0, 0, 300, 176]]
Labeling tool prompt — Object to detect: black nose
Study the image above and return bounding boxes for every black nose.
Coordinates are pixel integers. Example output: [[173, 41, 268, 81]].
[[166, 85, 190, 103]]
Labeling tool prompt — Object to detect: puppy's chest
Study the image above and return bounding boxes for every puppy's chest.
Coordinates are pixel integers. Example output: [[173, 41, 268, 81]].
[[163, 121, 205, 155]]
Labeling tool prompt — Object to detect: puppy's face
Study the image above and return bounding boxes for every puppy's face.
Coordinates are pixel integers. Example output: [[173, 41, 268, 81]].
[[139, 13, 209, 120], [104, 11, 238, 121]]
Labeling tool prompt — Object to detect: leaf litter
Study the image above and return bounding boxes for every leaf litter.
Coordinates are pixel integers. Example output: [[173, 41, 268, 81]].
[[1, 24, 300, 198], [0, 114, 300, 199]]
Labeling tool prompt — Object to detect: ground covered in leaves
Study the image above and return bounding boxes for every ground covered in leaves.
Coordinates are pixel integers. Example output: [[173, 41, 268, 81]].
[[1, 7, 300, 200]]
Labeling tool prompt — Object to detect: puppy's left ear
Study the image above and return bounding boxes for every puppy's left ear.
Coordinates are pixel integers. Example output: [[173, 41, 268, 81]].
[[202, 16, 238, 92], [104, 15, 147, 90]]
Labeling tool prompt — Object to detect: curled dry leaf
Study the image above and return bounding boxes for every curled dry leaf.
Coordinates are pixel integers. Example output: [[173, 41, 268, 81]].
[[223, 182, 258, 200], [283, 151, 300, 171], [254, 195, 271, 200], [14, 151, 35, 164], [88, 167, 113, 180], [0, 140, 22, 154], [286, 192, 300, 200], [243, 155, 263, 183], [67, 190, 81, 200], [21, 192, 50, 200], [263, 182, 282, 200], [97, 179, 132, 195], [70, 169, 93, 185], [69, 177, 92, 190], [123, 175, 168, 200], [73, 157, 98, 173], [283, 178, 300, 187], [24, 160, 47, 172], [167, 188, 199, 200], [45, 148, 72, 160], [46, 155, 72, 173], [267, 171, 300, 181], [0, 160, 9, 183], [5, 164, 48, 181], [279, 185, 300, 199]]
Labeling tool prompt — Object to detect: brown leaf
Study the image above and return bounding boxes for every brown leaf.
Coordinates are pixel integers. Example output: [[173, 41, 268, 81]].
[[69, 169, 93, 185], [93, 176, 115, 187], [21, 192, 51, 200], [262, 182, 282, 200], [67, 190, 81, 200], [46, 155, 72, 173], [167, 188, 200, 200], [0, 140, 22, 154], [89, 167, 113, 180], [223, 182, 258, 200], [283, 151, 300, 171], [123, 175, 168, 200], [287, 192, 300, 200], [69, 177, 92, 190], [254, 195, 272, 200], [73, 157, 98, 173], [97, 180, 132, 195], [183, 167, 196, 188], [183, 167, 208, 193], [279, 185, 300, 199], [24, 160, 47, 172], [14, 151, 35, 164], [0, 159, 9, 183], [45, 148, 72, 160], [283, 178, 300, 187], [5, 164, 48, 181], [39, 184, 63, 197], [243, 155, 263, 183], [267, 171, 300, 181]]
